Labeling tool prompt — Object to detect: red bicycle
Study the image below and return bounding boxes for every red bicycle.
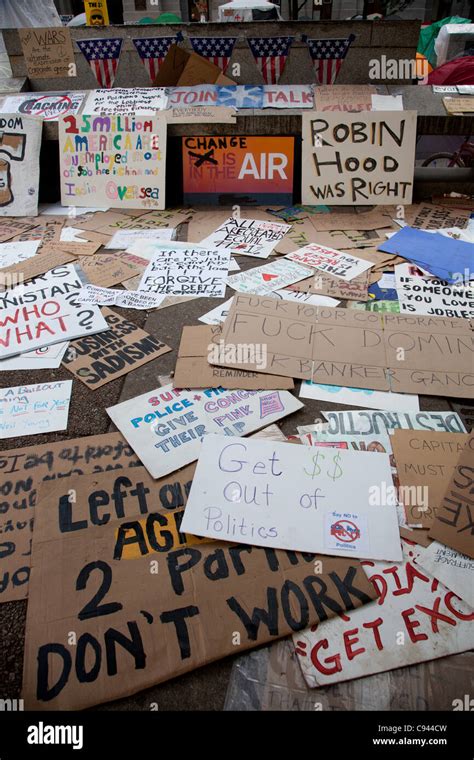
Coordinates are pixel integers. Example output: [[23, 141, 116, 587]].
[[422, 137, 474, 168]]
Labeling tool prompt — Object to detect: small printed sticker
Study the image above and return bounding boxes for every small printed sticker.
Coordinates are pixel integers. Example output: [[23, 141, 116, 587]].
[[325, 511, 369, 554]]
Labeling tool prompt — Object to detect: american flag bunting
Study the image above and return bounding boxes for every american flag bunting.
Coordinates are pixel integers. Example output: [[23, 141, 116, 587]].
[[189, 37, 237, 74], [306, 36, 354, 85], [247, 37, 293, 85], [133, 37, 180, 82], [77, 38, 123, 89]]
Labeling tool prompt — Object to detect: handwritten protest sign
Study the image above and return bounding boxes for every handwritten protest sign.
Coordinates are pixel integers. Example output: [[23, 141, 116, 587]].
[[395, 263, 474, 320], [429, 435, 474, 558], [289, 269, 370, 301], [183, 138, 294, 205], [19, 27, 75, 79], [78, 252, 148, 288], [227, 259, 312, 295], [23, 469, 374, 709], [0, 264, 108, 359], [320, 410, 467, 436], [314, 85, 376, 112], [294, 541, 474, 687], [82, 88, 168, 115], [173, 324, 293, 390], [302, 111, 416, 205], [63, 308, 171, 389], [286, 244, 373, 281], [414, 541, 474, 608], [137, 247, 230, 298], [0, 381, 72, 439], [0, 432, 141, 603], [300, 382, 419, 412], [200, 217, 291, 259], [77, 284, 165, 310], [0, 220, 38, 244], [59, 114, 167, 210], [215, 295, 474, 397], [403, 203, 470, 231], [0, 240, 40, 269], [0, 92, 86, 122], [106, 228, 175, 250], [107, 384, 302, 479], [181, 434, 401, 560], [0, 115, 42, 217]]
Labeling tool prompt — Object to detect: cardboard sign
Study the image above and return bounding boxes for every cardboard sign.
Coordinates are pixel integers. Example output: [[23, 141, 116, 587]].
[[137, 246, 230, 298], [77, 284, 165, 310], [0, 114, 42, 217], [199, 217, 291, 260], [106, 228, 175, 250], [309, 208, 394, 233], [166, 107, 236, 124], [429, 435, 474, 558], [286, 244, 372, 281], [227, 259, 312, 295], [294, 542, 474, 687], [106, 383, 303, 480], [300, 382, 419, 413], [19, 27, 75, 79], [403, 203, 470, 231], [0, 240, 40, 269], [59, 114, 167, 211], [182, 137, 294, 205], [79, 252, 147, 288], [414, 541, 474, 608], [82, 88, 167, 115], [43, 240, 101, 257], [391, 430, 468, 529], [0, 92, 86, 122], [0, 380, 72, 439], [23, 489, 375, 709], [314, 85, 376, 112], [173, 325, 293, 390], [395, 263, 474, 320], [181, 434, 401, 561], [215, 295, 474, 397], [443, 97, 474, 114], [302, 111, 416, 205], [0, 220, 38, 244], [0, 248, 77, 290], [153, 45, 235, 88], [63, 308, 171, 389], [0, 264, 108, 359], [0, 432, 141, 603], [289, 269, 370, 301], [321, 410, 467, 436]]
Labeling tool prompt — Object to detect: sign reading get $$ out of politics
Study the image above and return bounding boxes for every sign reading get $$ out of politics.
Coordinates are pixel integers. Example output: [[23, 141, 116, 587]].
[[182, 136, 294, 204], [302, 111, 417, 206], [59, 114, 167, 210]]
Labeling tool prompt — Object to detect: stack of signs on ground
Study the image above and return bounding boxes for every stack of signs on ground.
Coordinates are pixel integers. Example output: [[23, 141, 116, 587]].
[[180, 434, 401, 560], [63, 308, 171, 388], [137, 246, 231, 298], [59, 114, 167, 210], [213, 294, 473, 397], [22, 464, 375, 709], [0, 264, 108, 359], [199, 217, 291, 258], [0, 114, 42, 216], [107, 384, 302, 479]]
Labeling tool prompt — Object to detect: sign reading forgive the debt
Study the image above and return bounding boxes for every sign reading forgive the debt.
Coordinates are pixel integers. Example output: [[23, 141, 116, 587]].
[[301, 111, 417, 205]]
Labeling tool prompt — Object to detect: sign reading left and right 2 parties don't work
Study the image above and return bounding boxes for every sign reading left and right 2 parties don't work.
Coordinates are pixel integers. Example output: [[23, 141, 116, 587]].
[[59, 114, 167, 210]]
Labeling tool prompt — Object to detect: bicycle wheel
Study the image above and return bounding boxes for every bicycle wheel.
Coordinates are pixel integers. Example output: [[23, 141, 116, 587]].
[[421, 153, 465, 168]]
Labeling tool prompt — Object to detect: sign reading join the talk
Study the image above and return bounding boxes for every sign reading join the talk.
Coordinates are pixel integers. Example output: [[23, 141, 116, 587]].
[[302, 111, 417, 205]]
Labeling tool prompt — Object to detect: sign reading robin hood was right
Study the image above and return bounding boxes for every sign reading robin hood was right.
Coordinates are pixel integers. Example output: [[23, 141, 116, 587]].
[[302, 111, 417, 206]]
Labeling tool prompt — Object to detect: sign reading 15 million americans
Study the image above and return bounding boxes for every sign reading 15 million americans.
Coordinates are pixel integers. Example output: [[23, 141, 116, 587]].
[[59, 114, 167, 210], [302, 111, 417, 205]]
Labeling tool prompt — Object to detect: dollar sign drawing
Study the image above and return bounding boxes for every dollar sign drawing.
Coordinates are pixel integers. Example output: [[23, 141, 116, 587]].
[[327, 452, 343, 481], [304, 451, 324, 478]]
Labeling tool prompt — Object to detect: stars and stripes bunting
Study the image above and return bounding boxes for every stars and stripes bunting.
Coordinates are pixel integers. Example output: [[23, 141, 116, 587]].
[[189, 37, 237, 74], [247, 37, 293, 85], [132, 36, 180, 83], [305, 35, 355, 85], [77, 37, 123, 89]]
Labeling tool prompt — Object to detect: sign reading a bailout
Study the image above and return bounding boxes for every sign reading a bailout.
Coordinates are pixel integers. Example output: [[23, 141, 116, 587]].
[[301, 111, 417, 206], [59, 113, 167, 210], [182, 136, 294, 204]]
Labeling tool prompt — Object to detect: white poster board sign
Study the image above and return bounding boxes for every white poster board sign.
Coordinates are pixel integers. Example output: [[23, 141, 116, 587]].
[[0, 114, 42, 216], [286, 244, 373, 281], [0, 380, 72, 438], [302, 111, 417, 205], [59, 114, 167, 210], [200, 218, 291, 259], [137, 247, 231, 298], [82, 88, 168, 115], [181, 434, 401, 560], [107, 384, 302, 479]]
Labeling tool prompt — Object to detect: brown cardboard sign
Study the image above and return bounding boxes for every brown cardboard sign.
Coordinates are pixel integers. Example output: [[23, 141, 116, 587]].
[[43, 240, 102, 257], [19, 27, 76, 79], [22, 493, 375, 709], [314, 85, 376, 112], [10, 218, 64, 249], [73, 211, 132, 233], [289, 269, 369, 301], [214, 294, 474, 397], [0, 433, 141, 604], [79, 252, 147, 287], [0, 247, 77, 289], [403, 203, 470, 231], [309, 209, 395, 232], [153, 44, 235, 87], [63, 307, 171, 389], [443, 97, 474, 114], [391, 430, 468, 529], [173, 324, 293, 390], [0, 219, 38, 244], [429, 434, 474, 558]]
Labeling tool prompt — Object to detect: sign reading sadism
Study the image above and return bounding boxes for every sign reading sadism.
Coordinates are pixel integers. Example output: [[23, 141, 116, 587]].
[[182, 136, 294, 204], [59, 114, 167, 210], [107, 384, 302, 479], [302, 111, 417, 205]]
